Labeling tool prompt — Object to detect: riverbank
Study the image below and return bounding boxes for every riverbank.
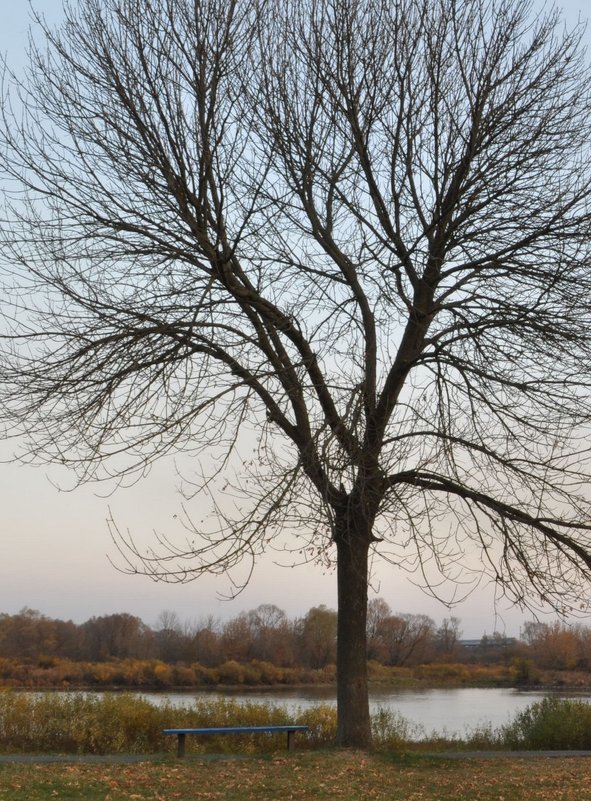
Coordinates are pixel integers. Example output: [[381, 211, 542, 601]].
[[4, 656, 582, 691], [4, 687, 591, 755], [2, 657, 591, 692]]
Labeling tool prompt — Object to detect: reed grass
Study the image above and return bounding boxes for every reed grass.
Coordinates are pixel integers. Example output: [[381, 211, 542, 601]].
[[0, 692, 340, 754], [0, 691, 589, 755], [501, 696, 591, 750]]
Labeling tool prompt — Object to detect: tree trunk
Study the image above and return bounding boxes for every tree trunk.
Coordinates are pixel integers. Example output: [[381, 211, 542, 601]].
[[335, 524, 371, 748]]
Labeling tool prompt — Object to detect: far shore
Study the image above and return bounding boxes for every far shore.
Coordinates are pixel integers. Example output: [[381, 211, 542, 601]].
[[5, 667, 591, 694]]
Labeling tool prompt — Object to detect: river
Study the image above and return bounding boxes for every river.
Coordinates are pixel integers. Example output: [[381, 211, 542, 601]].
[[133, 686, 591, 739]]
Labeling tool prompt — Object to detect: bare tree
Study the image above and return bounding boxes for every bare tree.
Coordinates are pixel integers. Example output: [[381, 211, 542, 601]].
[[2, 0, 591, 746], [373, 612, 436, 666], [367, 597, 392, 660], [435, 616, 462, 658], [297, 605, 338, 668], [247, 604, 293, 664]]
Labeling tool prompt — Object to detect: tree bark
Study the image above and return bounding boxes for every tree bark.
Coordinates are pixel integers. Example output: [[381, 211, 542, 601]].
[[335, 522, 371, 748]]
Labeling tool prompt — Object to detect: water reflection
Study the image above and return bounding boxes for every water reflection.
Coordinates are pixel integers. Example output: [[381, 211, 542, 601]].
[[137, 686, 591, 738]]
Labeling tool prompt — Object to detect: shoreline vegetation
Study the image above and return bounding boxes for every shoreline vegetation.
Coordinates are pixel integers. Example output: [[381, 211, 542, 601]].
[[2, 656, 591, 692], [2, 692, 591, 755]]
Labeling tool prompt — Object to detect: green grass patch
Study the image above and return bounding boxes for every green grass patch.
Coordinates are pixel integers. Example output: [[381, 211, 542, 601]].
[[1, 752, 591, 801]]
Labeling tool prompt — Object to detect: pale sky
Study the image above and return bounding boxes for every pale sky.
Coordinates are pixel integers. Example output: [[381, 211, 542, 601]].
[[0, 0, 589, 638]]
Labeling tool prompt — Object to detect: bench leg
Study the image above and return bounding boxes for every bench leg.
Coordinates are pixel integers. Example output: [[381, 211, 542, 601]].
[[286, 730, 295, 751], [177, 733, 186, 758]]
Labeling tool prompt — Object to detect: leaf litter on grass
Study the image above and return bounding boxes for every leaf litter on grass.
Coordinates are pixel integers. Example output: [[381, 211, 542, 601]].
[[1, 753, 591, 800]]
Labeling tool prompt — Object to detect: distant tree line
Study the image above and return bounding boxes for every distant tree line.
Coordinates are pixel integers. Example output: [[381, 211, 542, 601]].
[[0, 602, 457, 667], [1, 604, 590, 673]]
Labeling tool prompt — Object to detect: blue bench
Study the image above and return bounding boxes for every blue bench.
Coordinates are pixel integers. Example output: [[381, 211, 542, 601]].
[[163, 725, 310, 757]]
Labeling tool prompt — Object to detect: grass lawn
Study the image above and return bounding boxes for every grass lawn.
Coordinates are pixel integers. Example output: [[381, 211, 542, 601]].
[[1, 751, 591, 801]]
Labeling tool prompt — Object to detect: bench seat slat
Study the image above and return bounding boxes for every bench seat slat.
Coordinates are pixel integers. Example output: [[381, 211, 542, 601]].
[[163, 724, 310, 756], [164, 726, 308, 735]]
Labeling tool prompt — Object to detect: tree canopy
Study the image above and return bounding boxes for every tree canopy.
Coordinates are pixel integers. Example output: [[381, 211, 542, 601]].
[[2, 0, 591, 746]]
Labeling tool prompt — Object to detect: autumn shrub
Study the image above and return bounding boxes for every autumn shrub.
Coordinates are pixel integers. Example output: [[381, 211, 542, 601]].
[[249, 660, 284, 684], [93, 663, 117, 685], [177, 697, 297, 754], [151, 662, 173, 687], [0, 691, 34, 748], [294, 704, 337, 747], [217, 661, 245, 685], [370, 707, 423, 748], [511, 657, 540, 686], [0, 692, 344, 754], [241, 662, 263, 685], [0, 692, 172, 753], [0, 656, 347, 690], [37, 655, 59, 669], [84, 694, 171, 753], [501, 696, 591, 750], [463, 722, 504, 750], [171, 665, 197, 686], [410, 663, 513, 686], [318, 664, 337, 682], [0, 658, 31, 686], [366, 660, 389, 680], [413, 663, 471, 683], [192, 663, 220, 685]]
